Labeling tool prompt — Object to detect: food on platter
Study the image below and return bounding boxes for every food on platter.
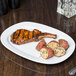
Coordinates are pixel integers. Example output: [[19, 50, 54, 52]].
[[47, 41, 59, 50], [54, 47, 66, 57], [40, 47, 54, 59], [11, 29, 57, 45], [36, 39, 69, 59], [59, 39, 69, 50], [36, 39, 46, 51], [11, 28, 69, 59]]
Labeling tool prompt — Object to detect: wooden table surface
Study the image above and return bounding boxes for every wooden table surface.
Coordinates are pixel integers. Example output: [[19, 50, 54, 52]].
[[0, 0, 76, 76]]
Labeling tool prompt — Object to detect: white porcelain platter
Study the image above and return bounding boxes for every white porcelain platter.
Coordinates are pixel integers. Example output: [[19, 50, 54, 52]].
[[1, 22, 75, 64]]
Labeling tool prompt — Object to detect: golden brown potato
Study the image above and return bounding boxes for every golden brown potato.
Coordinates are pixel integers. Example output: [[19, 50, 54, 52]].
[[54, 47, 66, 57], [40, 47, 54, 59], [47, 40, 59, 50]]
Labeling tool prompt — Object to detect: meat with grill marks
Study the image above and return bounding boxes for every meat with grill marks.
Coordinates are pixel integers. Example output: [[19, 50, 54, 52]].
[[11, 29, 57, 45]]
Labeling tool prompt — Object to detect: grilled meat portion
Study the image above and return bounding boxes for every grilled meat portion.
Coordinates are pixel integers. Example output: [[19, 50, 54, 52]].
[[11, 29, 57, 45]]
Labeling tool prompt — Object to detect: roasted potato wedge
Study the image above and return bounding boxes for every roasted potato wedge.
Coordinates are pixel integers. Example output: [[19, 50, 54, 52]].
[[54, 47, 66, 57], [47, 40, 59, 50], [59, 39, 69, 50], [40, 47, 54, 59], [36, 39, 46, 51]]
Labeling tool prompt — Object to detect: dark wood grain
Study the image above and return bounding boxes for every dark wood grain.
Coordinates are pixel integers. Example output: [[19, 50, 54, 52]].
[[0, 0, 76, 76]]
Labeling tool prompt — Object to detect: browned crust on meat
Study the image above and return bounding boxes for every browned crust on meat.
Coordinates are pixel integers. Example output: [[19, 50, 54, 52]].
[[11, 29, 57, 45]]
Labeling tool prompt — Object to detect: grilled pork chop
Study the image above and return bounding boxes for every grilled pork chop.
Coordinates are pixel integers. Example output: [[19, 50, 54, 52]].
[[11, 29, 57, 45]]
